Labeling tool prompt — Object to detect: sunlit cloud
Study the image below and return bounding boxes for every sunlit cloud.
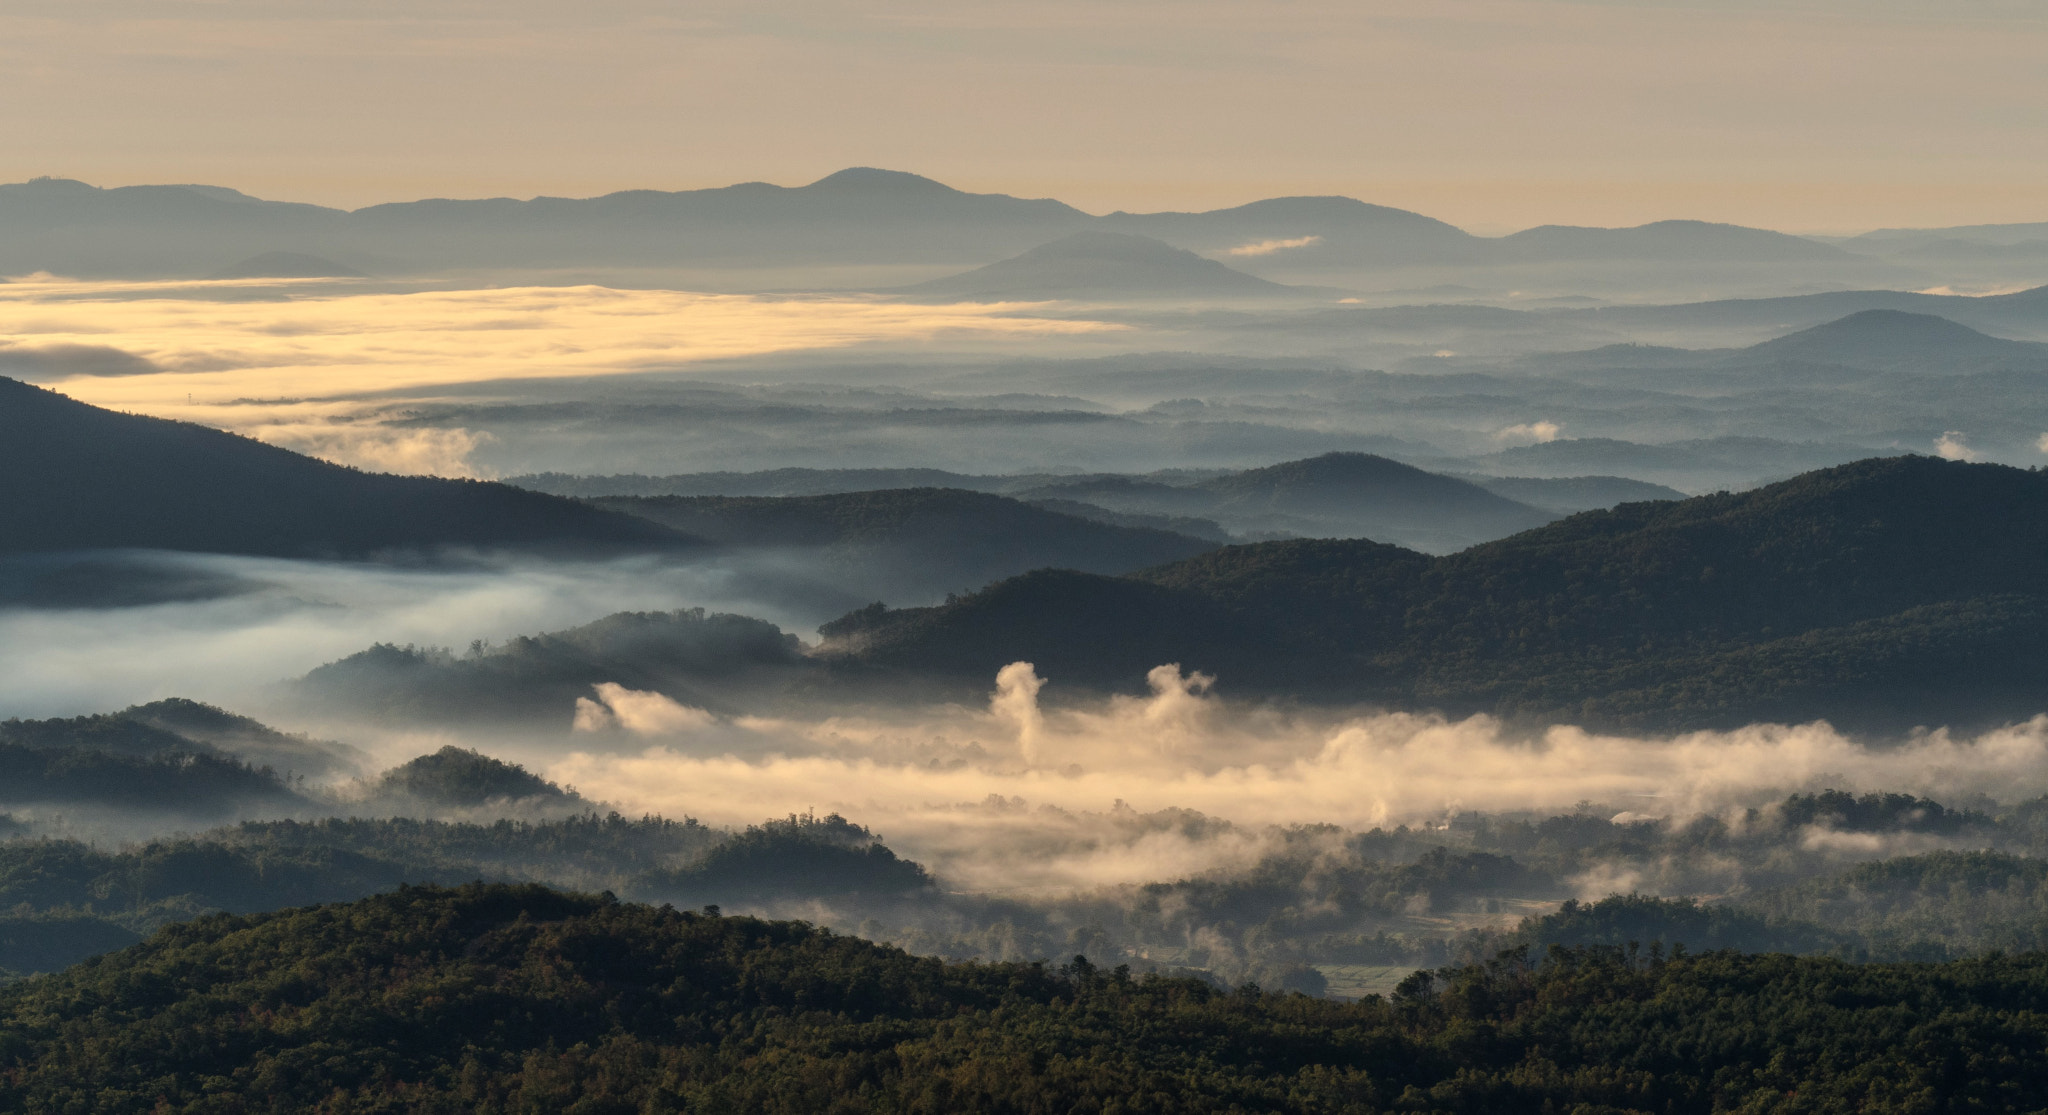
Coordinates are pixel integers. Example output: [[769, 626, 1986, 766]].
[[0, 277, 1125, 472], [549, 662, 2048, 891], [1934, 430, 1982, 461], [1492, 419, 1561, 446], [1224, 235, 1321, 257], [573, 683, 718, 736]]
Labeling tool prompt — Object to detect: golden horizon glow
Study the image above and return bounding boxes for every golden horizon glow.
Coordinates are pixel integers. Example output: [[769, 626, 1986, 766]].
[[0, 277, 1126, 474]]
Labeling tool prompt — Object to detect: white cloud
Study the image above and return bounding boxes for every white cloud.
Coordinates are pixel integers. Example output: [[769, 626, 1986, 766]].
[[1935, 430, 1982, 461], [256, 425, 496, 478], [548, 661, 2048, 892], [572, 682, 717, 736], [1492, 420, 1561, 446], [1223, 235, 1321, 257]]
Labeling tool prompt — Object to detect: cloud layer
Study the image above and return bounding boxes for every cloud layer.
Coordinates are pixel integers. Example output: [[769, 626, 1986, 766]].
[[548, 663, 2048, 891], [0, 277, 1123, 473]]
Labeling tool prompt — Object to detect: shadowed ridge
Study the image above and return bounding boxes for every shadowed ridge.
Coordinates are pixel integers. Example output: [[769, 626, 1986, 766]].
[[0, 377, 684, 557], [834, 456, 2048, 729]]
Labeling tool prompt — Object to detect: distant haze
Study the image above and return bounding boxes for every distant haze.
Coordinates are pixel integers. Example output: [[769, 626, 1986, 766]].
[[4, 0, 2048, 231]]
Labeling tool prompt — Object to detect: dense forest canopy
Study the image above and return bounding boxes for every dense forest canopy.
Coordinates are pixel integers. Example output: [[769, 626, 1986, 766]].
[[7, 883, 2048, 1112]]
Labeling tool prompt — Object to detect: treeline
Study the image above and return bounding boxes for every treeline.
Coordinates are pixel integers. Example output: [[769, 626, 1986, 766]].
[[6, 883, 2048, 1112], [295, 608, 806, 723], [0, 809, 917, 977]]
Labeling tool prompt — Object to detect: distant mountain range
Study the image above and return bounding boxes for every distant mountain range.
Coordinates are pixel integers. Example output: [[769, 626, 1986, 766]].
[[819, 456, 2048, 733], [1509, 309, 2048, 418], [514, 452, 1637, 554], [0, 168, 1905, 279], [1559, 283, 2048, 340], [1004, 453, 1558, 553], [592, 488, 1221, 606], [0, 377, 679, 558]]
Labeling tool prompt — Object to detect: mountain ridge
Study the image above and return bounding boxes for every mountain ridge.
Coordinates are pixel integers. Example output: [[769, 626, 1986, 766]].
[[0, 169, 1876, 277], [824, 455, 2048, 731], [0, 377, 681, 558]]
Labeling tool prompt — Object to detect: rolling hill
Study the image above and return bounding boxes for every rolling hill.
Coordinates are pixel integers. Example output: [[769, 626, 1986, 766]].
[[1465, 474, 1686, 513], [826, 456, 2048, 731], [1729, 309, 2048, 373], [1564, 282, 2048, 340], [592, 487, 1219, 604], [0, 377, 681, 557], [1099, 194, 1484, 267], [1495, 219, 1849, 263], [1008, 452, 1557, 552], [902, 231, 1299, 301], [295, 608, 808, 724]]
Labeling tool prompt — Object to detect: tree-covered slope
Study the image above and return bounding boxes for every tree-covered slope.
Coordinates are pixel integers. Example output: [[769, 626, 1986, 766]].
[[295, 607, 805, 723], [0, 377, 681, 557], [10, 883, 2048, 1111], [831, 457, 2048, 729]]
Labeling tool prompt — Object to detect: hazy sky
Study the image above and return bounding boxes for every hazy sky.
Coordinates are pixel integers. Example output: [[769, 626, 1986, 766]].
[[4, 0, 2045, 232]]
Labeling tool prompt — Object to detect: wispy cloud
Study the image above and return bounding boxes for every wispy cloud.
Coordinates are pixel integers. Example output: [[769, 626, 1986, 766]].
[[1223, 235, 1322, 257], [1492, 420, 1561, 446]]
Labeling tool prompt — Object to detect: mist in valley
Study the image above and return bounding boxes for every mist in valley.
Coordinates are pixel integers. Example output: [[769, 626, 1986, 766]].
[[7, 166, 2048, 1002]]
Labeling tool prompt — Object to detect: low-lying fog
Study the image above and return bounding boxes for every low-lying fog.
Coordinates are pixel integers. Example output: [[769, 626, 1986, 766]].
[[549, 666, 2048, 893], [14, 551, 2048, 901], [0, 550, 843, 717]]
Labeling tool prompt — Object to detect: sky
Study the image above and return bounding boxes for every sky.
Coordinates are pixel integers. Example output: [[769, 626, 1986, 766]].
[[2, 0, 2044, 233]]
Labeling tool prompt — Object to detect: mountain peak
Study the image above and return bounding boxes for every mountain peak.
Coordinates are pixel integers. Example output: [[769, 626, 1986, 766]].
[[905, 231, 1293, 301], [1738, 309, 2048, 372], [802, 167, 963, 195]]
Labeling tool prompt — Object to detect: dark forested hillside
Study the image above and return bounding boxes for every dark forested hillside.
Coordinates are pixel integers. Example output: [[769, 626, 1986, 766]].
[[1188, 452, 1553, 542], [829, 456, 2048, 729], [9, 883, 2048, 1112], [0, 697, 361, 777], [0, 377, 681, 557], [295, 607, 807, 723]]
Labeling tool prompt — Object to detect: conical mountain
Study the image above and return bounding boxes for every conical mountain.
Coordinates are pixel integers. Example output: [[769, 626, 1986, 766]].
[[905, 231, 1298, 301], [1732, 310, 2048, 373]]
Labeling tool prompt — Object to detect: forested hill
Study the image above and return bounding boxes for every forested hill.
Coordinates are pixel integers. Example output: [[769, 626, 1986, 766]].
[[8, 882, 2048, 1111], [0, 378, 681, 557], [827, 456, 2048, 731]]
